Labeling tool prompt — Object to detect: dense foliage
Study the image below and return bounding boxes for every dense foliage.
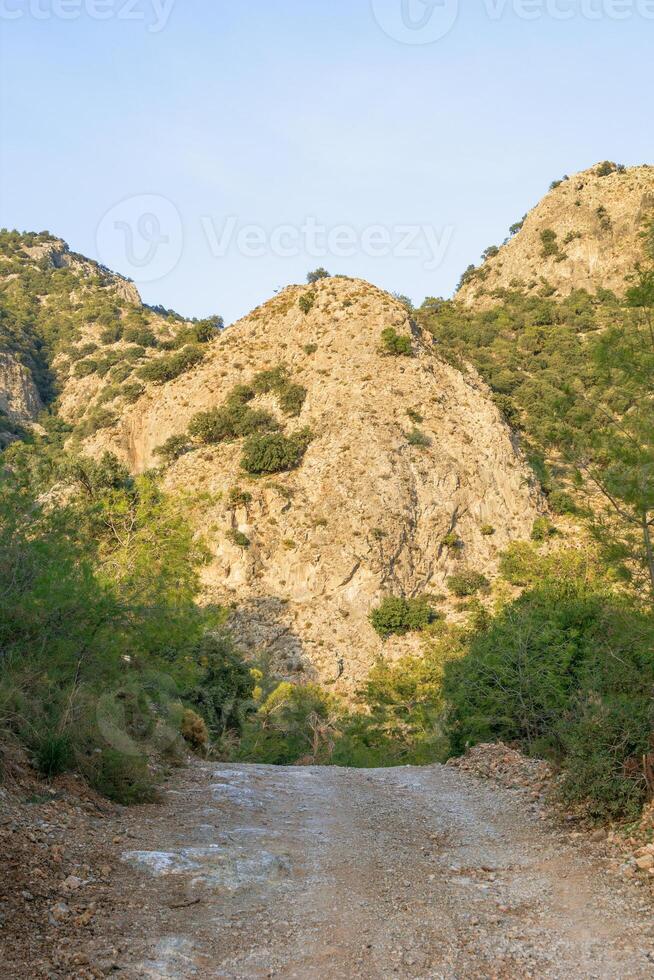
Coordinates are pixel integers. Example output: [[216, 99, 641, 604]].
[[0, 438, 255, 801], [443, 547, 654, 820]]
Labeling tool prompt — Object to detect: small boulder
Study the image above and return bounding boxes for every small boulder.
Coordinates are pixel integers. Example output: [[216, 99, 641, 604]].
[[49, 902, 70, 924]]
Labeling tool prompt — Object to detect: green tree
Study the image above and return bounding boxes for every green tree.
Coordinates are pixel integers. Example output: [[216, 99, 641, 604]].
[[307, 268, 330, 283]]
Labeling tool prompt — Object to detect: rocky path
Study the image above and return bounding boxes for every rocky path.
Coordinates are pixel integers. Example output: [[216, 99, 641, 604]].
[[62, 762, 654, 979]]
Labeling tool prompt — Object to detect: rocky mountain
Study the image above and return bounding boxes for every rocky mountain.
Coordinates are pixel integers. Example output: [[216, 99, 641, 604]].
[[0, 234, 544, 689], [81, 277, 542, 689], [457, 162, 654, 308]]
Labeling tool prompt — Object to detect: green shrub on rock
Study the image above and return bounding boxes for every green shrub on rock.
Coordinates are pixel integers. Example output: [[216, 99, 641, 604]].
[[138, 345, 204, 385], [240, 429, 312, 475], [307, 268, 330, 284], [76, 408, 118, 438], [154, 434, 192, 465], [540, 229, 560, 258], [407, 427, 431, 448], [123, 325, 158, 347], [189, 403, 278, 445], [299, 291, 316, 315], [121, 382, 145, 405], [531, 516, 557, 542], [447, 569, 490, 598], [381, 327, 413, 357], [229, 487, 253, 508], [229, 529, 251, 549], [370, 595, 439, 640], [252, 367, 307, 417]]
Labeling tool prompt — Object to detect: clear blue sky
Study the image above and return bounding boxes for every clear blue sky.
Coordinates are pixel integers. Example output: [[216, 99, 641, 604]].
[[1, 1, 652, 323]]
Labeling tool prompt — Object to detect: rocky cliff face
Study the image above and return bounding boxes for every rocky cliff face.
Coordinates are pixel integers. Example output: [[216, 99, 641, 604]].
[[0, 352, 43, 422], [87, 277, 543, 689], [458, 163, 654, 308]]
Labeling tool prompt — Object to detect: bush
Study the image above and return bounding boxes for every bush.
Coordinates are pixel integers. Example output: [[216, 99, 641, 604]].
[[237, 682, 339, 765], [457, 264, 479, 290], [370, 595, 438, 639], [447, 570, 489, 598], [381, 327, 413, 356], [110, 363, 133, 383], [442, 532, 461, 549], [121, 382, 145, 404], [252, 367, 307, 417], [509, 216, 526, 236], [189, 403, 278, 445], [229, 487, 253, 508], [596, 160, 619, 177], [240, 429, 312, 475], [298, 291, 316, 315], [124, 325, 158, 347], [180, 709, 209, 753], [540, 229, 560, 258], [168, 316, 223, 348], [0, 468, 226, 803], [492, 393, 521, 427], [76, 408, 117, 438], [307, 268, 330, 283], [34, 733, 73, 778], [531, 516, 557, 542], [184, 633, 255, 737], [228, 529, 251, 548], [75, 358, 99, 378], [480, 524, 495, 536], [333, 626, 463, 768], [548, 490, 578, 515], [154, 434, 192, 465], [443, 567, 654, 819], [100, 323, 123, 345], [83, 748, 158, 805], [407, 427, 431, 449], [138, 345, 204, 385], [278, 383, 307, 417]]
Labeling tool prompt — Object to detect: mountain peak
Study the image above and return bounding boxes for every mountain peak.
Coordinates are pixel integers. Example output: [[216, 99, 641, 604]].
[[457, 162, 654, 308]]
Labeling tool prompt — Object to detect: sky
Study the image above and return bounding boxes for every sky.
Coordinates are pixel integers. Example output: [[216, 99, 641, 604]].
[[1, 0, 652, 324]]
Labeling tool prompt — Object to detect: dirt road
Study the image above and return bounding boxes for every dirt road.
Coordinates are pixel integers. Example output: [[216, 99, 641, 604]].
[[73, 761, 654, 979]]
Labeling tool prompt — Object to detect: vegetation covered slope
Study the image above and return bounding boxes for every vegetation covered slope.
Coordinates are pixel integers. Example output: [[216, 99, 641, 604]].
[[0, 230, 221, 447], [418, 261, 654, 596]]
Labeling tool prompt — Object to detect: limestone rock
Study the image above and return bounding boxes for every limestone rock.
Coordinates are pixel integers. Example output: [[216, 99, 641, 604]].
[[89, 277, 543, 689], [0, 351, 43, 422], [458, 163, 654, 308]]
